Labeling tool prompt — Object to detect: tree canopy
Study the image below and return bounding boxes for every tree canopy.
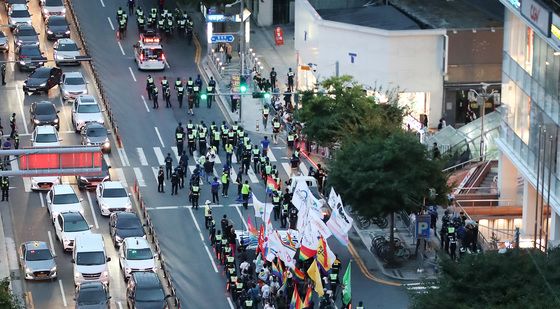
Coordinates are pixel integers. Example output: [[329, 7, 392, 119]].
[[413, 248, 560, 309], [0, 278, 22, 309]]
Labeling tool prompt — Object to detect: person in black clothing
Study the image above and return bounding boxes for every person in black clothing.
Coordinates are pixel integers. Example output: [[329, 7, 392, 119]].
[[152, 86, 159, 108], [164, 86, 171, 108], [221, 215, 229, 235], [433, 142, 441, 160], [270, 68, 277, 89], [157, 166, 165, 192], [165, 153, 173, 179], [177, 166, 184, 189], [171, 169, 179, 195], [1, 64, 6, 85], [1, 177, 9, 201]]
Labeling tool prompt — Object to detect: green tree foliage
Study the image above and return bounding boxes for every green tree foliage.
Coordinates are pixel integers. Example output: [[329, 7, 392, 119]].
[[413, 248, 560, 309], [0, 278, 22, 309], [297, 76, 404, 146]]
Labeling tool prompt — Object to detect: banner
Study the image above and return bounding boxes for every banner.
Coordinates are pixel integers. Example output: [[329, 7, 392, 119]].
[[316, 236, 335, 271], [307, 260, 324, 297], [291, 180, 323, 218], [266, 231, 296, 269], [326, 188, 352, 246], [253, 195, 266, 219]]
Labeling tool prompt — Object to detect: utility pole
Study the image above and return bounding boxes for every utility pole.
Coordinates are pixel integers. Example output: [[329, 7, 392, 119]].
[[239, 0, 245, 122]]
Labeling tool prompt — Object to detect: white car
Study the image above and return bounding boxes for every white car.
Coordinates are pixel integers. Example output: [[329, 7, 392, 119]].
[[54, 212, 92, 252], [31, 125, 62, 190], [53, 38, 81, 65], [119, 237, 156, 280], [41, 0, 65, 18], [46, 185, 84, 223], [95, 181, 132, 216], [8, 4, 31, 27], [60, 72, 88, 101], [72, 95, 104, 132]]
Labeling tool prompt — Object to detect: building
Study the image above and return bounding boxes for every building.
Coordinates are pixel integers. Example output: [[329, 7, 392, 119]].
[[294, 0, 503, 130], [497, 0, 560, 248]]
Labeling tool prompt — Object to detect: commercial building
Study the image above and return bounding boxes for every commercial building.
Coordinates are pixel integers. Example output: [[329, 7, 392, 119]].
[[497, 0, 560, 248]]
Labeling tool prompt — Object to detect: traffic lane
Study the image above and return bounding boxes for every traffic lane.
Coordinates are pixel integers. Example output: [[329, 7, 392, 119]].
[[146, 207, 232, 309]]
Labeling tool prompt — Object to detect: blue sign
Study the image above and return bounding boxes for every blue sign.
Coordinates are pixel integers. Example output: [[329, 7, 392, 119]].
[[415, 215, 431, 239], [206, 14, 237, 22], [211, 34, 235, 43]]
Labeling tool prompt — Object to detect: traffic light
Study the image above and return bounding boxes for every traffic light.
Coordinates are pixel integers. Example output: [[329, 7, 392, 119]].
[[200, 93, 208, 100], [239, 76, 248, 93]]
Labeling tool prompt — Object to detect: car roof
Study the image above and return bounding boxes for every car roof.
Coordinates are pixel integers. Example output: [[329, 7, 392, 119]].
[[47, 15, 66, 21], [35, 100, 55, 106], [56, 38, 75, 45], [23, 241, 49, 251], [11, 3, 28, 10], [78, 281, 106, 292], [84, 122, 105, 130], [52, 184, 76, 195], [132, 272, 161, 287], [123, 237, 149, 249], [74, 234, 104, 252], [102, 181, 124, 189], [16, 24, 34, 30], [60, 211, 85, 220], [115, 212, 138, 221], [35, 125, 57, 134], [77, 95, 96, 104], [64, 71, 83, 78]]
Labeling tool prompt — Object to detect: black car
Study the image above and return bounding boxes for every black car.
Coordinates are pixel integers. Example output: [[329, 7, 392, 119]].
[[76, 158, 110, 190], [13, 24, 39, 46], [109, 212, 145, 247], [126, 272, 170, 309], [23, 67, 62, 95], [30, 101, 59, 129], [45, 16, 69, 40], [16, 44, 46, 71], [81, 122, 111, 153], [75, 281, 111, 309]]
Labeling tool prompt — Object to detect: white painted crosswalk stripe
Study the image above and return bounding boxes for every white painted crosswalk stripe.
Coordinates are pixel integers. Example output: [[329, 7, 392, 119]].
[[136, 148, 148, 166], [404, 282, 438, 293], [230, 168, 238, 183], [133, 168, 146, 187], [281, 162, 293, 177], [247, 168, 259, 183], [299, 162, 309, 176], [153, 147, 165, 166], [114, 168, 128, 188], [171, 146, 181, 162], [214, 154, 222, 164], [117, 148, 130, 166], [267, 150, 277, 162]]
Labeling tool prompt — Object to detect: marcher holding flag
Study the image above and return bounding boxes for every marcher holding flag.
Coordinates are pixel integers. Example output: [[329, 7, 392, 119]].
[[342, 261, 352, 309]]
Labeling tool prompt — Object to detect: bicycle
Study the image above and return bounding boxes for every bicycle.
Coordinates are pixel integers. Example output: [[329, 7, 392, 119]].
[[356, 215, 388, 229]]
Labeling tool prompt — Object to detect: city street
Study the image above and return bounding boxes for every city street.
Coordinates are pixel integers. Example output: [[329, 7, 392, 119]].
[[0, 0, 411, 308]]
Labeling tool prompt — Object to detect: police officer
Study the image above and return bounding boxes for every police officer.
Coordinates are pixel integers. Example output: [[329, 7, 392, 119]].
[[176, 164, 184, 189], [221, 171, 229, 198], [262, 104, 269, 129], [157, 16, 165, 33], [251, 145, 260, 173], [1, 177, 9, 201], [356, 301, 365, 309], [118, 15, 127, 38], [289, 206, 298, 229], [280, 198, 289, 228], [157, 166, 165, 192], [190, 182, 200, 209], [13, 132, 19, 150], [137, 12, 145, 32], [187, 129, 196, 155], [164, 85, 171, 108], [1, 64, 6, 85], [116, 7, 124, 22], [165, 153, 173, 179], [207, 77, 216, 108], [146, 75, 155, 100], [212, 127, 221, 154], [136, 6, 143, 17], [186, 76, 194, 93], [204, 200, 212, 229], [225, 142, 234, 166], [241, 181, 251, 210], [241, 147, 251, 175], [152, 86, 159, 108], [175, 126, 185, 155], [9, 113, 16, 138], [176, 82, 184, 108], [272, 190, 281, 221], [272, 116, 281, 144], [198, 122, 207, 155], [270, 67, 277, 89], [287, 67, 295, 92], [192, 80, 200, 107], [161, 76, 169, 92], [170, 168, 179, 195], [287, 130, 296, 149]]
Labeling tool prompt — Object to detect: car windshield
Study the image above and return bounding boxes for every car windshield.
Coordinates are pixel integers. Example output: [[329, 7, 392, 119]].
[[45, 0, 63, 5], [48, 18, 67, 26], [21, 46, 41, 56], [36, 103, 55, 115], [10, 10, 30, 18], [76, 251, 105, 266], [126, 248, 152, 260], [30, 69, 50, 78], [52, 193, 79, 204], [25, 248, 52, 261], [136, 286, 164, 302], [17, 28, 36, 36], [77, 104, 99, 113], [103, 188, 127, 198], [65, 77, 84, 85], [142, 48, 163, 60], [116, 216, 140, 229], [77, 288, 107, 305], [35, 133, 57, 143], [63, 217, 89, 232], [57, 42, 77, 51], [86, 127, 106, 137]]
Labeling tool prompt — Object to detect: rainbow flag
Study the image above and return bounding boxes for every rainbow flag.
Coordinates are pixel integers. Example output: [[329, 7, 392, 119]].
[[302, 286, 312, 308], [247, 216, 258, 236], [266, 176, 279, 193], [289, 286, 303, 309], [271, 259, 281, 279], [299, 244, 317, 261], [276, 259, 285, 283], [293, 266, 306, 282]]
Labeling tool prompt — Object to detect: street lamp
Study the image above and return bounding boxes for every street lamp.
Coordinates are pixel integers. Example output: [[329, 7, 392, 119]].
[[469, 83, 497, 160]]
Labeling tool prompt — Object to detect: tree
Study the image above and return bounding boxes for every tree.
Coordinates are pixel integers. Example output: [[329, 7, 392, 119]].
[[327, 131, 448, 262], [412, 248, 560, 308], [0, 277, 22, 309], [297, 76, 404, 146]]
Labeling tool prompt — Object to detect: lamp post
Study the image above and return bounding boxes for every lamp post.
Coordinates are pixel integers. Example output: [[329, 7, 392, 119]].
[[469, 83, 497, 161]]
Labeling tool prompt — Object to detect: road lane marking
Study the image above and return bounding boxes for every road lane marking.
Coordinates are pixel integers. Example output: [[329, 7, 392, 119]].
[[107, 17, 114, 31], [103, 154, 111, 167], [214, 154, 221, 164], [117, 41, 125, 55], [299, 162, 309, 176], [154, 127, 165, 147], [11, 159, 31, 192], [39, 192, 45, 208], [151, 167, 164, 186], [58, 280, 68, 307], [99, 0, 105, 7], [234, 205, 249, 230], [128, 67, 137, 82], [153, 147, 165, 166], [47, 231, 55, 253], [133, 168, 146, 187], [281, 162, 292, 177], [188, 165, 195, 174], [267, 150, 277, 162], [15, 84, 29, 134], [117, 301, 123, 309], [247, 168, 259, 183], [114, 167, 128, 187], [187, 207, 218, 273], [58, 96, 73, 131], [117, 148, 130, 167], [140, 95, 150, 112], [227, 297, 235, 309], [86, 191, 99, 229], [230, 168, 238, 185], [136, 148, 148, 166], [171, 146, 180, 161]]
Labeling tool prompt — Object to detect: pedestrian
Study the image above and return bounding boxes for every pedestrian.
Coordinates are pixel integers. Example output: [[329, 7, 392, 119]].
[[225, 142, 233, 166], [261, 136, 270, 156], [0, 177, 8, 201], [221, 170, 229, 197], [176, 165, 184, 189], [433, 142, 441, 160], [241, 181, 251, 209], [235, 170, 243, 200], [289, 153, 300, 177], [272, 116, 281, 144], [272, 190, 281, 221], [203, 158, 213, 184], [9, 113, 16, 138], [190, 181, 200, 209], [287, 67, 294, 92], [170, 168, 179, 195], [204, 200, 213, 229], [270, 67, 277, 89], [157, 166, 165, 192], [241, 148, 251, 175], [252, 145, 260, 173], [152, 86, 159, 108], [1, 64, 6, 86], [164, 86, 171, 108], [165, 153, 173, 179], [13, 132, 19, 150], [211, 177, 220, 203], [438, 118, 446, 130]]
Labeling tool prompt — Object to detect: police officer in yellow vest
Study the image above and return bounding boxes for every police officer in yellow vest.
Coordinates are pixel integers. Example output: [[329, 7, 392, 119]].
[[212, 129, 221, 154], [176, 130, 185, 156], [272, 116, 281, 144], [221, 171, 229, 198], [356, 301, 365, 309], [190, 182, 200, 209], [225, 143, 234, 166], [186, 77, 194, 93], [187, 130, 196, 155], [241, 181, 251, 209], [287, 130, 296, 149], [272, 190, 281, 221]]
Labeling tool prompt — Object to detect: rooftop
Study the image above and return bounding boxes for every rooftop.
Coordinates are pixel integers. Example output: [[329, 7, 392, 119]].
[[317, 5, 420, 30]]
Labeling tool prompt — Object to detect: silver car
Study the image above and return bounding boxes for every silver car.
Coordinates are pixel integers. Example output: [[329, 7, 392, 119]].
[[8, 3, 31, 27], [72, 95, 104, 132], [0, 30, 8, 52], [41, 0, 65, 18], [53, 38, 81, 65], [19, 241, 57, 280], [60, 71, 88, 101]]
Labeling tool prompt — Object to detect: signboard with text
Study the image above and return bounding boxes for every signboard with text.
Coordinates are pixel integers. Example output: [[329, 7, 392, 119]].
[[551, 14, 560, 48], [521, 0, 552, 37]]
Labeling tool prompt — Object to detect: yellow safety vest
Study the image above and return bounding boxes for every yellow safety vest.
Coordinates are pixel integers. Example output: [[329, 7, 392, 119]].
[[241, 184, 250, 194]]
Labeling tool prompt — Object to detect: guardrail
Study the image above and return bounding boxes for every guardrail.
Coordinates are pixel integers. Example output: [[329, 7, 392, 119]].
[[64, 0, 123, 148], [133, 181, 182, 309]]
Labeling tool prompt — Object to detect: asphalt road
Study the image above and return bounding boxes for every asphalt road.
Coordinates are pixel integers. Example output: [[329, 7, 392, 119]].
[[0, 0, 412, 308]]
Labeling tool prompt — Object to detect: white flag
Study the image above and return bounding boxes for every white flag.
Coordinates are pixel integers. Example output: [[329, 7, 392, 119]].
[[292, 180, 323, 219], [253, 195, 266, 219]]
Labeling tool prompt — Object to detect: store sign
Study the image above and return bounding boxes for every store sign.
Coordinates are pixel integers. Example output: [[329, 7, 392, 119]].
[[550, 14, 560, 48], [521, 0, 552, 37]]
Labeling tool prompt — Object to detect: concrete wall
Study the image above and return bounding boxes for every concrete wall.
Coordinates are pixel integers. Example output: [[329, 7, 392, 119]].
[[257, 0, 273, 26], [498, 153, 520, 206], [294, 0, 446, 127]]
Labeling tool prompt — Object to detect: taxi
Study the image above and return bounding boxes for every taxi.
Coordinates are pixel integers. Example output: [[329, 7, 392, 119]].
[[133, 31, 165, 70], [19, 241, 57, 280]]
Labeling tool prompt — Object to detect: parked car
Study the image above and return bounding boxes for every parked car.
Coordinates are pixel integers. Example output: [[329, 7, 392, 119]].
[[23, 67, 62, 95]]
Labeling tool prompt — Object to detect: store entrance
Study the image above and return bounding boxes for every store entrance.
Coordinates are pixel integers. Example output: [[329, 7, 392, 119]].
[[273, 0, 290, 24]]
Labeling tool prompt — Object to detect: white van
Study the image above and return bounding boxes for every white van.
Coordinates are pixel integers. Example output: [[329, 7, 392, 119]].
[[72, 234, 111, 286]]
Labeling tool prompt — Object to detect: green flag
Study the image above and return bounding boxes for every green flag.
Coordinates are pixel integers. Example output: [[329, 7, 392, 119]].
[[342, 261, 352, 305]]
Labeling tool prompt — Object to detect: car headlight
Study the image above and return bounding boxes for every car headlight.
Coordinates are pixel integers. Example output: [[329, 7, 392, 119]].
[[42, 8, 48, 14], [33, 119, 40, 124], [65, 30, 70, 34], [63, 89, 70, 95], [47, 30, 53, 34], [38, 62, 44, 65], [54, 118, 59, 123], [25, 267, 32, 274], [103, 141, 110, 148], [39, 82, 46, 87], [63, 238, 71, 244], [100, 203, 108, 210], [86, 142, 92, 146], [74, 272, 81, 278], [125, 267, 132, 274], [151, 266, 158, 272], [19, 61, 25, 65], [79, 176, 89, 183], [102, 271, 108, 277], [50, 266, 57, 272], [55, 54, 63, 60], [115, 235, 122, 243], [61, 8, 66, 14]]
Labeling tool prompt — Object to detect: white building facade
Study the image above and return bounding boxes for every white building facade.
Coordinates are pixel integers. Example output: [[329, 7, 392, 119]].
[[294, 0, 447, 129]]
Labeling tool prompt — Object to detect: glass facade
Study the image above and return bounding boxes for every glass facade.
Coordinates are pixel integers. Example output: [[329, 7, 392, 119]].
[[500, 10, 560, 196]]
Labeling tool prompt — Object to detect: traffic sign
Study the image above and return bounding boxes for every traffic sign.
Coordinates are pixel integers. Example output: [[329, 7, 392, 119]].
[[211, 34, 235, 43], [415, 215, 431, 239]]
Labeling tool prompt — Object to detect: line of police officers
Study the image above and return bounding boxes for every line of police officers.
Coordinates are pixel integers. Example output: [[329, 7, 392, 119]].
[[145, 75, 216, 113]]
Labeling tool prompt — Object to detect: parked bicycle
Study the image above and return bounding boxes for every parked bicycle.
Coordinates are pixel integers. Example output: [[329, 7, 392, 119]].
[[356, 215, 388, 229], [370, 235, 411, 262]]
